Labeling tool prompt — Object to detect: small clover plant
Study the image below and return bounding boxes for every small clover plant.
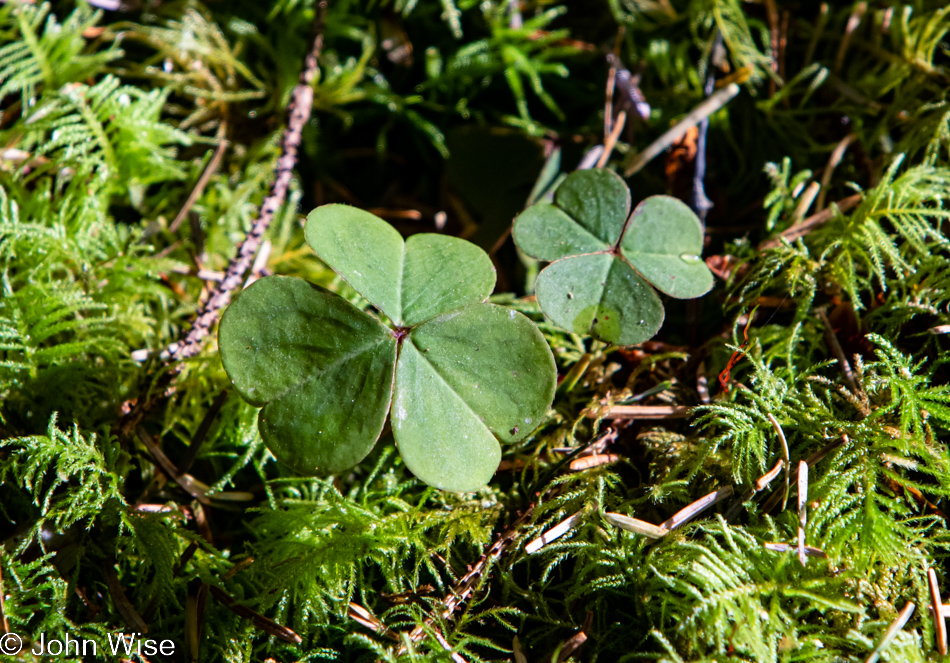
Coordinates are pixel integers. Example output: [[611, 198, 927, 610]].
[[513, 168, 714, 345], [219, 205, 557, 492]]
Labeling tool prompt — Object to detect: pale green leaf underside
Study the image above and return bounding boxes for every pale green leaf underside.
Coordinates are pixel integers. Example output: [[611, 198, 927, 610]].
[[306, 204, 496, 325], [393, 303, 556, 491], [621, 196, 714, 299], [219, 276, 396, 473], [534, 253, 664, 346]]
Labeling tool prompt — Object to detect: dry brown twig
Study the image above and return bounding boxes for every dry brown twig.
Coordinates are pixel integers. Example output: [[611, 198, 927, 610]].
[[169, 122, 229, 234], [397, 508, 535, 655], [757, 193, 862, 251], [208, 585, 302, 645]]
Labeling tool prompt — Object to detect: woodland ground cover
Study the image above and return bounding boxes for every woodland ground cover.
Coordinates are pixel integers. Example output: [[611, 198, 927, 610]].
[[2, 0, 950, 661]]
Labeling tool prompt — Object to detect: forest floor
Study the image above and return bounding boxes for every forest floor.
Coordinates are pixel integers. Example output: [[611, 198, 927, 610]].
[[3, 1, 950, 662]]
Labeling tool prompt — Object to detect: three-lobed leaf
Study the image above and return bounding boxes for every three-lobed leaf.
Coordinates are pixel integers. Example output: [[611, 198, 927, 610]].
[[219, 205, 556, 492], [305, 204, 496, 326], [513, 169, 714, 345]]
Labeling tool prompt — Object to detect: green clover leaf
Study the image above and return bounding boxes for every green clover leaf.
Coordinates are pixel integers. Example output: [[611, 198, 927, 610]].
[[513, 169, 714, 345], [219, 205, 556, 492]]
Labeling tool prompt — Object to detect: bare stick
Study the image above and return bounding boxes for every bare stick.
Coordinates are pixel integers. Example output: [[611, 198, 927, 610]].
[[118, 4, 328, 435], [756, 459, 784, 491], [834, 3, 867, 74], [165, 6, 325, 363], [569, 454, 620, 471], [605, 404, 691, 420], [624, 83, 740, 177], [0, 562, 8, 634], [763, 542, 827, 558], [136, 428, 210, 505], [797, 460, 808, 566], [432, 628, 467, 663], [526, 510, 585, 553], [767, 413, 791, 510], [818, 308, 858, 394], [103, 560, 149, 634], [169, 124, 228, 233], [659, 486, 733, 531], [693, 31, 723, 223], [864, 601, 914, 663], [513, 635, 528, 663], [930, 567, 948, 656], [596, 110, 627, 168], [757, 193, 861, 250], [603, 512, 669, 539], [790, 181, 820, 225], [761, 435, 849, 513], [178, 390, 229, 475], [816, 133, 856, 210], [555, 629, 588, 663], [398, 508, 535, 654], [209, 585, 302, 645], [604, 57, 617, 137], [348, 602, 396, 638]]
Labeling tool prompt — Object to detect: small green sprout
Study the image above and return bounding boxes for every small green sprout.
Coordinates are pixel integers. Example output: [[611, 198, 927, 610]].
[[513, 168, 715, 345], [218, 205, 556, 492]]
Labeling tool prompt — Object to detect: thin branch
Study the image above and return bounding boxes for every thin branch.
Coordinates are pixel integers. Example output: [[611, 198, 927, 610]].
[[103, 559, 149, 634], [767, 413, 790, 510], [865, 602, 914, 663], [929, 568, 947, 656], [0, 562, 8, 635], [526, 510, 585, 553], [623, 83, 740, 177], [136, 427, 210, 505], [760, 435, 849, 513], [816, 133, 856, 210], [818, 308, 859, 394], [169, 123, 229, 234], [596, 110, 626, 168], [693, 31, 722, 224], [178, 390, 229, 476], [797, 460, 808, 566], [117, 3, 328, 436], [208, 585, 302, 645], [605, 404, 691, 419], [757, 193, 861, 250], [398, 508, 535, 653]]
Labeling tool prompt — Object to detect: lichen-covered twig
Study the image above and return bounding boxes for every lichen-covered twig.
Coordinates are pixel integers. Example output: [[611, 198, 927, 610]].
[[164, 2, 327, 363], [118, 3, 327, 435]]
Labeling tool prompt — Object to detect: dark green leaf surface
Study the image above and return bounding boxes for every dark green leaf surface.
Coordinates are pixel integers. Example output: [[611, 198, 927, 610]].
[[552, 169, 631, 245], [512, 203, 607, 261], [534, 253, 664, 345], [307, 205, 496, 325], [219, 276, 396, 473], [304, 204, 405, 323], [621, 196, 714, 299], [401, 234, 496, 325], [393, 303, 556, 491]]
